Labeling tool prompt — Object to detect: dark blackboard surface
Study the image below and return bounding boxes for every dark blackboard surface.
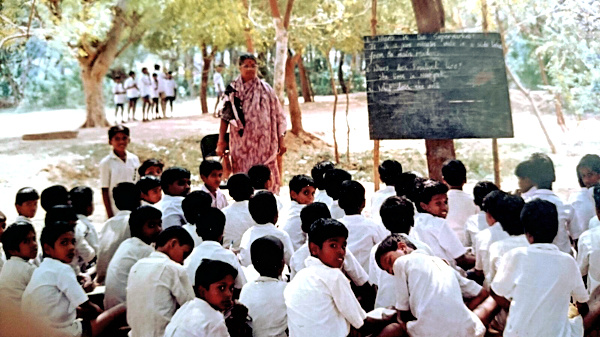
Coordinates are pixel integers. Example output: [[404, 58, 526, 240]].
[[364, 33, 514, 140]]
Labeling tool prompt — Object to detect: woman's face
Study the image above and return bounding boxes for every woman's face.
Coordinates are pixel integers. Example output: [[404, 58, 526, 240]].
[[240, 59, 258, 82]]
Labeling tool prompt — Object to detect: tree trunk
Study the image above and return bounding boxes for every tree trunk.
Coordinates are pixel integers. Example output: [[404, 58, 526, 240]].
[[200, 45, 215, 114], [286, 52, 303, 135], [338, 52, 350, 162], [537, 54, 567, 131], [268, 0, 294, 106], [240, 0, 255, 53], [185, 49, 195, 97], [326, 49, 340, 163], [297, 52, 312, 103], [80, 64, 110, 127]]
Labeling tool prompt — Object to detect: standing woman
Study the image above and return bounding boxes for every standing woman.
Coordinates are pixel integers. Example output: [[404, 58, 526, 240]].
[[216, 54, 287, 193]]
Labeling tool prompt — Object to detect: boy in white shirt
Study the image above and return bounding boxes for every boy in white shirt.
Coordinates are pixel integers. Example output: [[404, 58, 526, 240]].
[[311, 160, 335, 208], [182, 191, 213, 247], [124, 70, 140, 121], [213, 64, 226, 116], [137, 175, 163, 207], [491, 199, 590, 337], [248, 164, 283, 210], [127, 226, 196, 337], [464, 181, 499, 249], [281, 174, 316, 250], [161, 167, 192, 228], [104, 206, 163, 309], [140, 67, 152, 121], [222, 173, 255, 250], [442, 159, 479, 245], [14, 187, 39, 225], [514, 159, 538, 200], [113, 75, 126, 123], [164, 71, 177, 116], [70, 186, 100, 273], [578, 185, 600, 295], [96, 182, 141, 284], [0, 212, 6, 272], [200, 159, 228, 209], [0, 222, 38, 305], [324, 168, 352, 219], [371, 159, 402, 223], [570, 154, 600, 233], [239, 191, 294, 267], [99, 125, 140, 218], [138, 158, 165, 178]]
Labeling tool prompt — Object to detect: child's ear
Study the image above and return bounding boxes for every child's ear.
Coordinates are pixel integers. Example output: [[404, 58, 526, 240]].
[[42, 243, 53, 256], [197, 285, 207, 299], [290, 190, 298, 201], [308, 242, 320, 256], [419, 202, 428, 212]]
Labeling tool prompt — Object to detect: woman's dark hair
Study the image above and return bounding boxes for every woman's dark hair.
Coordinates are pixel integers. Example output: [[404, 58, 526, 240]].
[[576, 154, 600, 188], [238, 54, 257, 66]]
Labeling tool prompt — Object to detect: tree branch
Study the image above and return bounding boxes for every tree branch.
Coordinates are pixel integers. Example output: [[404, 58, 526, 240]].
[[27, 0, 37, 37], [0, 33, 30, 49], [283, 0, 295, 29]]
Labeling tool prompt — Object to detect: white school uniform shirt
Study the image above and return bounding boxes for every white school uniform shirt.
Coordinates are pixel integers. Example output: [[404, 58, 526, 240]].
[[239, 223, 294, 267], [284, 256, 367, 337], [487, 235, 529, 288], [410, 212, 467, 265], [577, 226, 600, 295], [99, 150, 140, 215], [124, 76, 140, 98], [104, 237, 154, 309], [127, 251, 195, 337], [77, 214, 99, 253], [590, 216, 600, 230], [164, 297, 230, 337], [520, 186, 538, 202], [370, 185, 396, 223], [339, 214, 389, 272], [473, 222, 509, 277], [239, 276, 288, 337], [330, 200, 345, 219], [164, 78, 177, 97], [151, 79, 159, 98], [314, 189, 334, 209], [22, 258, 88, 337], [184, 241, 246, 288], [528, 189, 583, 253], [289, 242, 369, 286], [113, 82, 126, 104], [140, 73, 152, 97], [464, 211, 487, 248], [182, 223, 203, 247], [281, 200, 307, 251], [392, 251, 485, 337], [0, 256, 36, 305], [161, 194, 187, 229], [14, 215, 33, 225], [96, 210, 132, 284], [70, 218, 97, 274], [569, 187, 595, 233], [254, 189, 283, 211], [492, 244, 589, 337], [213, 72, 225, 93], [446, 189, 479, 245], [200, 184, 228, 209], [222, 200, 254, 250]]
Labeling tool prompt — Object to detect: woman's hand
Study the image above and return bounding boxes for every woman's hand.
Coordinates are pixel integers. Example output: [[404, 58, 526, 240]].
[[216, 140, 227, 156], [278, 138, 287, 155]]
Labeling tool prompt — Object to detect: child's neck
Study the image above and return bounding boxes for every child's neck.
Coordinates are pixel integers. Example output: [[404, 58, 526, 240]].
[[113, 149, 127, 161], [204, 184, 217, 195], [449, 185, 463, 190], [344, 209, 362, 216]]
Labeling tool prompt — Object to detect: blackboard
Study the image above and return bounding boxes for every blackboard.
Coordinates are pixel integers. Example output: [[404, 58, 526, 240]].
[[364, 33, 514, 140]]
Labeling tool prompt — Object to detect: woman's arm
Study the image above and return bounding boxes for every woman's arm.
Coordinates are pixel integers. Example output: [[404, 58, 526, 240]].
[[216, 119, 229, 156]]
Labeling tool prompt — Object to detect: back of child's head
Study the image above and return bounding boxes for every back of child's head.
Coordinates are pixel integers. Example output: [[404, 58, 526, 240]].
[[69, 186, 93, 215], [311, 161, 335, 190], [324, 169, 352, 200], [308, 218, 348, 248], [250, 235, 284, 277], [108, 125, 130, 141], [160, 167, 191, 194], [482, 191, 525, 235], [41, 221, 75, 257], [195, 208, 226, 241], [129, 205, 162, 238], [379, 196, 414, 234], [2, 221, 35, 258], [514, 159, 534, 179], [15, 187, 39, 205], [136, 176, 161, 194], [441, 159, 467, 187], [182, 191, 213, 225], [156, 225, 195, 248], [395, 173, 424, 204], [248, 165, 271, 190], [248, 191, 278, 224], [528, 153, 555, 188], [374, 233, 417, 270], [520, 199, 558, 243], [44, 205, 78, 226], [416, 179, 448, 212], [199, 159, 223, 178], [473, 181, 499, 208], [289, 175, 315, 194], [40, 185, 69, 212], [576, 154, 600, 188], [227, 173, 254, 201], [338, 180, 365, 213], [300, 202, 332, 234], [378, 159, 403, 186], [138, 158, 164, 177], [113, 182, 141, 211], [195, 259, 238, 291]]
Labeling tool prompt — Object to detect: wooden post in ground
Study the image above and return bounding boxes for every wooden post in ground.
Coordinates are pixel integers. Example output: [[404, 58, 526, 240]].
[[371, 0, 381, 191]]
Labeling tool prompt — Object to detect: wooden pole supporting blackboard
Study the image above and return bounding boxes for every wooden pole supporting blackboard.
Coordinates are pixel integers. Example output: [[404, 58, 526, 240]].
[[371, 0, 380, 191]]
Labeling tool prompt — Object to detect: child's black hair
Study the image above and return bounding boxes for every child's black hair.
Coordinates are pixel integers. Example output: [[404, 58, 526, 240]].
[[195, 208, 226, 241], [514, 160, 534, 179], [374, 233, 417, 270], [378, 159, 403, 186], [482, 191, 525, 236], [239, 54, 257, 65], [528, 153, 555, 189], [300, 202, 331, 234], [395, 172, 424, 204], [379, 196, 414, 234], [442, 159, 467, 187], [251, 235, 284, 278], [289, 174, 315, 194], [594, 185, 600, 210], [138, 158, 164, 177], [182, 191, 213, 225], [227, 173, 254, 202], [311, 161, 335, 190], [416, 179, 448, 212], [200, 159, 223, 178], [338, 180, 365, 214], [2, 222, 35, 258], [156, 226, 195, 248], [308, 218, 348, 248], [248, 165, 271, 190], [520, 199, 558, 243], [576, 154, 600, 188], [41, 221, 75, 257], [108, 125, 130, 141], [0, 211, 6, 223], [195, 259, 238, 291], [473, 181, 499, 208], [129, 205, 162, 238], [324, 169, 352, 200], [136, 176, 161, 194], [248, 191, 278, 224], [160, 167, 191, 192], [40, 185, 69, 212], [128, 71, 135, 76], [44, 205, 78, 227], [113, 182, 141, 211], [69, 186, 93, 215], [15, 187, 39, 205]]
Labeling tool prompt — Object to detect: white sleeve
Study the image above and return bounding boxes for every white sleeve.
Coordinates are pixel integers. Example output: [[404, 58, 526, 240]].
[[57, 269, 89, 312], [393, 260, 410, 311], [438, 220, 467, 260], [329, 271, 367, 329], [75, 222, 96, 265], [577, 232, 591, 277], [567, 204, 585, 240], [343, 249, 369, 286], [164, 266, 195, 307], [99, 158, 111, 189], [162, 214, 186, 229], [238, 231, 252, 267], [570, 260, 590, 303], [490, 251, 518, 299], [281, 233, 295, 266], [454, 269, 482, 298]]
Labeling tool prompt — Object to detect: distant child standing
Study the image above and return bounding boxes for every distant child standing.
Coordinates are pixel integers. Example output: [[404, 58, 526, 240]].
[[0, 222, 37, 305], [281, 174, 316, 250], [113, 75, 126, 123], [200, 159, 228, 209], [125, 71, 140, 121], [442, 159, 479, 245], [222, 173, 255, 251], [140, 67, 153, 121], [99, 125, 140, 218], [14, 187, 39, 224], [161, 167, 192, 228], [213, 64, 226, 116], [151, 73, 160, 118], [371, 159, 402, 223], [311, 160, 335, 208], [464, 181, 499, 248], [0, 211, 6, 271], [164, 71, 177, 116]]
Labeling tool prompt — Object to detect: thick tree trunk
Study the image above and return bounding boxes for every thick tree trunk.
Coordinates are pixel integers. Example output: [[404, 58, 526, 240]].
[[272, 19, 288, 106], [200, 45, 214, 114], [297, 52, 312, 103], [81, 65, 110, 127], [326, 50, 340, 163], [185, 50, 195, 97], [240, 0, 254, 53], [285, 52, 303, 135]]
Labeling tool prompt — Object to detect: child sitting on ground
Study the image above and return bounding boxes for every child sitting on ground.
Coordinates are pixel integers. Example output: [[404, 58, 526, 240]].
[[104, 206, 163, 309], [137, 175, 163, 206], [127, 226, 196, 337], [182, 191, 213, 247], [491, 199, 590, 337], [239, 236, 288, 337], [443, 159, 479, 245], [325, 168, 352, 219], [200, 159, 228, 209], [0, 222, 37, 305], [138, 158, 164, 178], [281, 174, 316, 250], [570, 154, 600, 232], [222, 173, 255, 251], [311, 160, 335, 208], [14, 187, 39, 224], [164, 259, 237, 337], [0, 211, 6, 271], [514, 159, 537, 199], [249, 164, 282, 210], [100, 125, 140, 218], [96, 182, 141, 284], [239, 191, 294, 267], [371, 159, 402, 223], [464, 181, 499, 248], [40, 184, 69, 212], [70, 186, 99, 273], [578, 185, 600, 295], [161, 167, 192, 228]]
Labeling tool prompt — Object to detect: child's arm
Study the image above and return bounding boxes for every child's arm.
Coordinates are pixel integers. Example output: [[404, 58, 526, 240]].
[[490, 289, 511, 311], [455, 252, 476, 270], [101, 188, 114, 219]]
